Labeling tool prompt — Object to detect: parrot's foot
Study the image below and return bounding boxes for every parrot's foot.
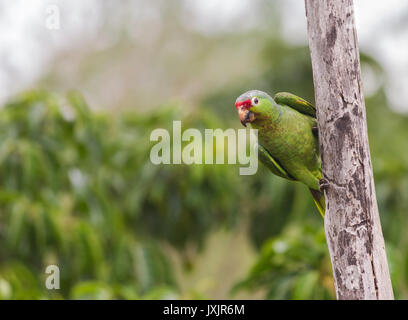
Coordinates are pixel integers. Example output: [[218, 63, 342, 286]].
[[319, 178, 329, 192], [312, 126, 318, 135]]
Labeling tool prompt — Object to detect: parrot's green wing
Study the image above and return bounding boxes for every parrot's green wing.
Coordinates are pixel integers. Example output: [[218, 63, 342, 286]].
[[257, 143, 296, 181], [274, 92, 316, 117]]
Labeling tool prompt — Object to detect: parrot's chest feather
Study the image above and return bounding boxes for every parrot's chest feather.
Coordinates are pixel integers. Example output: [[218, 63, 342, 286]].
[[253, 109, 317, 165]]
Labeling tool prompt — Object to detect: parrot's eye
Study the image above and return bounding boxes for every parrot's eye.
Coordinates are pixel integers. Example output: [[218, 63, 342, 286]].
[[252, 97, 259, 106]]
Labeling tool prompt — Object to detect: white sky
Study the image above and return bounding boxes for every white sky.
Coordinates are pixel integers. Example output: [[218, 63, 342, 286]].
[[0, 0, 407, 111]]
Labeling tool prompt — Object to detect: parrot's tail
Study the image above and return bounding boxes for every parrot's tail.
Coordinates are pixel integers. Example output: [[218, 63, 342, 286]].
[[309, 188, 325, 218]]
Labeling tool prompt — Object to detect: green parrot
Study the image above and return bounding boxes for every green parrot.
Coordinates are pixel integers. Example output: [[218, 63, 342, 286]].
[[235, 90, 325, 217]]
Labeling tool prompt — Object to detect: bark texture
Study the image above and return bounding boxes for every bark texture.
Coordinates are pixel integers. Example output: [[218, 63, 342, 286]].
[[304, 0, 394, 299]]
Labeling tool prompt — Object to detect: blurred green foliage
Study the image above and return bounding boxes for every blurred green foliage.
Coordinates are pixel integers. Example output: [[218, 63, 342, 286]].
[[233, 224, 333, 299], [0, 90, 251, 299]]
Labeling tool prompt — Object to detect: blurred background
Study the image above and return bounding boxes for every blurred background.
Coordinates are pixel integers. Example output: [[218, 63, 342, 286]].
[[0, 0, 407, 299]]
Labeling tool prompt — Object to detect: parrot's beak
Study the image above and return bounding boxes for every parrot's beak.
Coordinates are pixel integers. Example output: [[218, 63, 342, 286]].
[[237, 107, 255, 127], [235, 99, 255, 127]]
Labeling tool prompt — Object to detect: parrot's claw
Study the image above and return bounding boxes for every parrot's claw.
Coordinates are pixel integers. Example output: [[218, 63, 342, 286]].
[[319, 178, 329, 192]]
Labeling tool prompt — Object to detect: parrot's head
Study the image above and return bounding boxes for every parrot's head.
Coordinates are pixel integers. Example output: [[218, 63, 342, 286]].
[[235, 90, 274, 127]]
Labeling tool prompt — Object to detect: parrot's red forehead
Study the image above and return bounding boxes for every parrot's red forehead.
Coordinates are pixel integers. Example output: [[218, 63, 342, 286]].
[[235, 99, 251, 110]]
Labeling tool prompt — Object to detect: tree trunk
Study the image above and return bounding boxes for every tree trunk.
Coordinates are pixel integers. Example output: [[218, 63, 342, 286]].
[[304, 0, 394, 299]]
